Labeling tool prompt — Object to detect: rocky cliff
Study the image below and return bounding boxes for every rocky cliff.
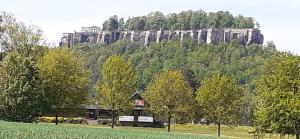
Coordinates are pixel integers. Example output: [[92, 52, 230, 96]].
[[60, 28, 264, 48]]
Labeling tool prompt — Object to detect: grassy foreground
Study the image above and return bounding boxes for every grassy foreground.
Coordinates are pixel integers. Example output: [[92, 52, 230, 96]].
[[0, 121, 296, 139], [0, 121, 221, 139]]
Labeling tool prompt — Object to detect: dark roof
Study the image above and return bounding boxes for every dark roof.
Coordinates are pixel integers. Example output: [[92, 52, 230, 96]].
[[129, 90, 143, 100]]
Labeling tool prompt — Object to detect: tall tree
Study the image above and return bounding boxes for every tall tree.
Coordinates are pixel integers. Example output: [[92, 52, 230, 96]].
[[95, 55, 137, 128], [255, 55, 300, 139], [0, 11, 43, 58], [177, 10, 192, 30], [102, 15, 119, 31], [144, 70, 194, 132], [181, 67, 199, 92], [118, 17, 125, 31], [216, 11, 234, 28], [145, 11, 166, 30], [165, 13, 178, 30], [234, 15, 254, 28], [127, 16, 147, 31], [37, 48, 89, 124], [196, 73, 243, 137], [190, 10, 207, 30], [0, 52, 42, 122]]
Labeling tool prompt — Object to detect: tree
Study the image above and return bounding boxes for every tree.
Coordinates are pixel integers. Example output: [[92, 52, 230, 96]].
[[216, 11, 234, 28], [255, 55, 300, 139], [0, 52, 42, 122], [143, 70, 194, 132], [145, 11, 166, 30], [0, 11, 45, 122], [37, 48, 89, 124], [102, 15, 119, 31], [165, 13, 178, 30], [95, 55, 137, 128], [190, 10, 207, 30], [234, 15, 254, 28], [177, 11, 192, 30], [128, 16, 147, 31], [136, 16, 147, 31], [0, 11, 43, 58], [102, 20, 108, 31], [196, 74, 242, 137], [181, 67, 199, 92], [118, 17, 125, 31]]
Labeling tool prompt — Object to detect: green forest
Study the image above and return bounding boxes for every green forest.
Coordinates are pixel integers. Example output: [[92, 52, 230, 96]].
[[102, 10, 255, 31], [78, 40, 277, 89], [72, 38, 278, 122]]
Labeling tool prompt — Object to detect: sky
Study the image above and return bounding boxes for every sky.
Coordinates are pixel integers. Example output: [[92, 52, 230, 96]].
[[1, 0, 299, 54]]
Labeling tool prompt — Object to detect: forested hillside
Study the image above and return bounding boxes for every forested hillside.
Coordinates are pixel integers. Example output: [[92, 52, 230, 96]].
[[73, 40, 277, 90], [72, 39, 278, 124]]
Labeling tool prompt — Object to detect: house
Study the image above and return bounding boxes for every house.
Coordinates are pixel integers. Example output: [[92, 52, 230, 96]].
[[118, 91, 154, 127]]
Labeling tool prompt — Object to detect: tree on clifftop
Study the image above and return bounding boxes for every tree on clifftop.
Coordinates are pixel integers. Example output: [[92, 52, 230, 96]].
[[102, 15, 119, 31]]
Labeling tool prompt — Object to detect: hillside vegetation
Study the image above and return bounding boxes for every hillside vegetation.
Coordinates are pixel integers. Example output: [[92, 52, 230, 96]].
[[72, 39, 278, 124]]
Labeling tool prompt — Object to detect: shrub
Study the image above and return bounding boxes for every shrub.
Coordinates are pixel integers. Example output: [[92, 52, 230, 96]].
[[38, 117, 87, 124]]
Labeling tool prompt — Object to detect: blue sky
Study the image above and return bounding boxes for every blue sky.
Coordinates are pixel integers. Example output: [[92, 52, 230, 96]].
[[1, 0, 299, 54]]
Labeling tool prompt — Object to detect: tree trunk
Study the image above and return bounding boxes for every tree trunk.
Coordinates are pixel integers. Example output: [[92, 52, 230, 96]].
[[0, 47, 3, 61], [168, 112, 171, 132], [111, 110, 115, 129], [55, 113, 58, 125], [217, 121, 221, 137], [296, 120, 300, 139]]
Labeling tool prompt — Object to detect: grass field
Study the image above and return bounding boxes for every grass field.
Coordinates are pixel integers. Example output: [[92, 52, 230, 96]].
[[0, 121, 222, 139], [0, 121, 296, 139]]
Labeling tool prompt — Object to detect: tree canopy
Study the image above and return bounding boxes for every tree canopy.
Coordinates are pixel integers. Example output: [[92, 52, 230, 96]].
[[196, 73, 243, 137], [101, 10, 256, 31], [0, 52, 42, 122], [0, 12, 45, 122], [144, 70, 194, 132], [255, 55, 300, 138], [95, 55, 137, 128], [37, 48, 89, 124], [0, 11, 43, 58]]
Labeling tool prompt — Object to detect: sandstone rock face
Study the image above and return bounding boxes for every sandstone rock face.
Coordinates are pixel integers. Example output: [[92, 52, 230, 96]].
[[144, 31, 157, 46], [198, 30, 207, 44], [60, 28, 264, 48]]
